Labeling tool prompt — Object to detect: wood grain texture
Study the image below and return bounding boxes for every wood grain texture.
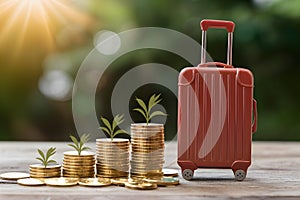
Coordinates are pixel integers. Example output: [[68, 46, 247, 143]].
[[0, 141, 299, 200]]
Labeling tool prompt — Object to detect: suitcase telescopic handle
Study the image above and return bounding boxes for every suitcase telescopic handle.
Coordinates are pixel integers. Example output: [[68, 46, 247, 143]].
[[200, 19, 235, 66]]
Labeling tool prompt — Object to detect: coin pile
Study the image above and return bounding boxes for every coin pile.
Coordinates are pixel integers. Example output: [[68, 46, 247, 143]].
[[62, 151, 95, 178], [96, 138, 130, 178], [130, 123, 165, 179], [30, 164, 61, 178]]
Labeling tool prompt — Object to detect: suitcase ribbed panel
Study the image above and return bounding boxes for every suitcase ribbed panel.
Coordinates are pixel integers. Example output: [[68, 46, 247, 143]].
[[178, 67, 254, 169]]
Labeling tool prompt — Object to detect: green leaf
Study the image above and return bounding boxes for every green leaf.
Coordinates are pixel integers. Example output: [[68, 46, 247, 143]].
[[112, 129, 128, 138], [37, 149, 45, 161], [133, 108, 147, 119], [70, 135, 79, 148], [100, 126, 111, 136], [81, 133, 90, 143], [68, 144, 79, 151], [46, 147, 56, 159], [47, 160, 57, 164], [81, 147, 91, 151], [149, 110, 167, 119], [112, 114, 124, 131], [148, 94, 162, 112], [101, 117, 112, 133], [136, 97, 148, 113], [36, 157, 44, 164]]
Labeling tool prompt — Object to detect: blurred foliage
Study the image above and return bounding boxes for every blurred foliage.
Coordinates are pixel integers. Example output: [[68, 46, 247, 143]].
[[0, 0, 299, 141]]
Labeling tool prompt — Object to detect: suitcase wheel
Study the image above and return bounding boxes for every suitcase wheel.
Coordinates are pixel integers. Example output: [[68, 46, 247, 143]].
[[234, 169, 246, 181], [182, 169, 194, 181]]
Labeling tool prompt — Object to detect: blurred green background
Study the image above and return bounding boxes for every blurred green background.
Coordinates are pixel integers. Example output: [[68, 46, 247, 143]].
[[0, 0, 299, 141]]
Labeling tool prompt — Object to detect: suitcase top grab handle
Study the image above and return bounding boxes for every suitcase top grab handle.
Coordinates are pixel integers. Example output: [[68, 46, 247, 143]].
[[200, 19, 235, 32], [200, 19, 235, 66]]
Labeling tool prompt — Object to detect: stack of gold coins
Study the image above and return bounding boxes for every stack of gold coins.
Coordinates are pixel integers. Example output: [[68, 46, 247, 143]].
[[130, 123, 164, 179], [62, 151, 95, 178], [30, 164, 61, 178], [96, 138, 130, 178]]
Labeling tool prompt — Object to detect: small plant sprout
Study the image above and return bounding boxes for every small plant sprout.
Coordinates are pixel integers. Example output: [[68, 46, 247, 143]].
[[68, 133, 91, 156], [134, 93, 167, 125], [100, 114, 128, 141], [36, 147, 57, 168]]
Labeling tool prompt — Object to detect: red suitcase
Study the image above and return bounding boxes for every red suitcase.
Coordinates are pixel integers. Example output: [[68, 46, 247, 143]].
[[177, 19, 257, 181]]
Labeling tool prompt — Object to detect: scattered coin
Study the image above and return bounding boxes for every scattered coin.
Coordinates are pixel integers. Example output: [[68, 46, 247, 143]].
[[162, 168, 179, 177], [78, 178, 111, 187], [144, 176, 180, 186], [0, 172, 30, 180], [17, 178, 45, 186], [44, 177, 78, 186], [111, 177, 129, 186], [125, 181, 157, 190]]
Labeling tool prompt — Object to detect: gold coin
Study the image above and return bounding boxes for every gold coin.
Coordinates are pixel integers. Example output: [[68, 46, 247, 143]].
[[63, 165, 94, 170], [96, 162, 129, 166], [131, 139, 164, 142], [96, 144, 129, 148], [132, 146, 163, 149], [131, 123, 163, 127], [17, 178, 45, 186], [96, 148, 129, 152], [63, 174, 94, 178], [78, 178, 111, 187], [125, 181, 157, 190], [62, 170, 95, 174], [44, 177, 78, 186], [96, 159, 129, 164], [30, 171, 61, 176], [96, 138, 129, 143], [63, 154, 95, 158], [162, 169, 179, 177], [96, 165, 129, 170], [62, 170, 94, 175], [0, 172, 30, 180], [96, 145, 129, 149], [131, 142, 163, 146], [96, 167, 129, 172], [131, 152, 164, 157], [63, 159, 95, 163], [96, 151, 129, 155], [130, 171, 164, 177], [63, 157, 95, 162], [96, 175, 128, 178], [144, 176, 179, 186], [131, 131, 163, 135], [62, 163, 95, 167], [30, 174, 60, 178], [130, 167, 163, 171], [111, 177, 129, 186], [96, 170, 128, 175], [64, 151, 95, 157], [96, 155, 129, 159], [131, 156, 164, 160], [30, 168, 61, 173], [30, 164, 61, 169]]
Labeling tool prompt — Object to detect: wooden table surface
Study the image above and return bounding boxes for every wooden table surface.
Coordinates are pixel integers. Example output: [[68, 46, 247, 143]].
[[0, 141, 299, 200]]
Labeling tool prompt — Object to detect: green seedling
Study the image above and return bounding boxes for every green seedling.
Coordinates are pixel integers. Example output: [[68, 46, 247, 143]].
[[134, 93, 167, 125], [36, 147, 57, 168], [100, 114, 128, 141], [68, 133, 91, 156]]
